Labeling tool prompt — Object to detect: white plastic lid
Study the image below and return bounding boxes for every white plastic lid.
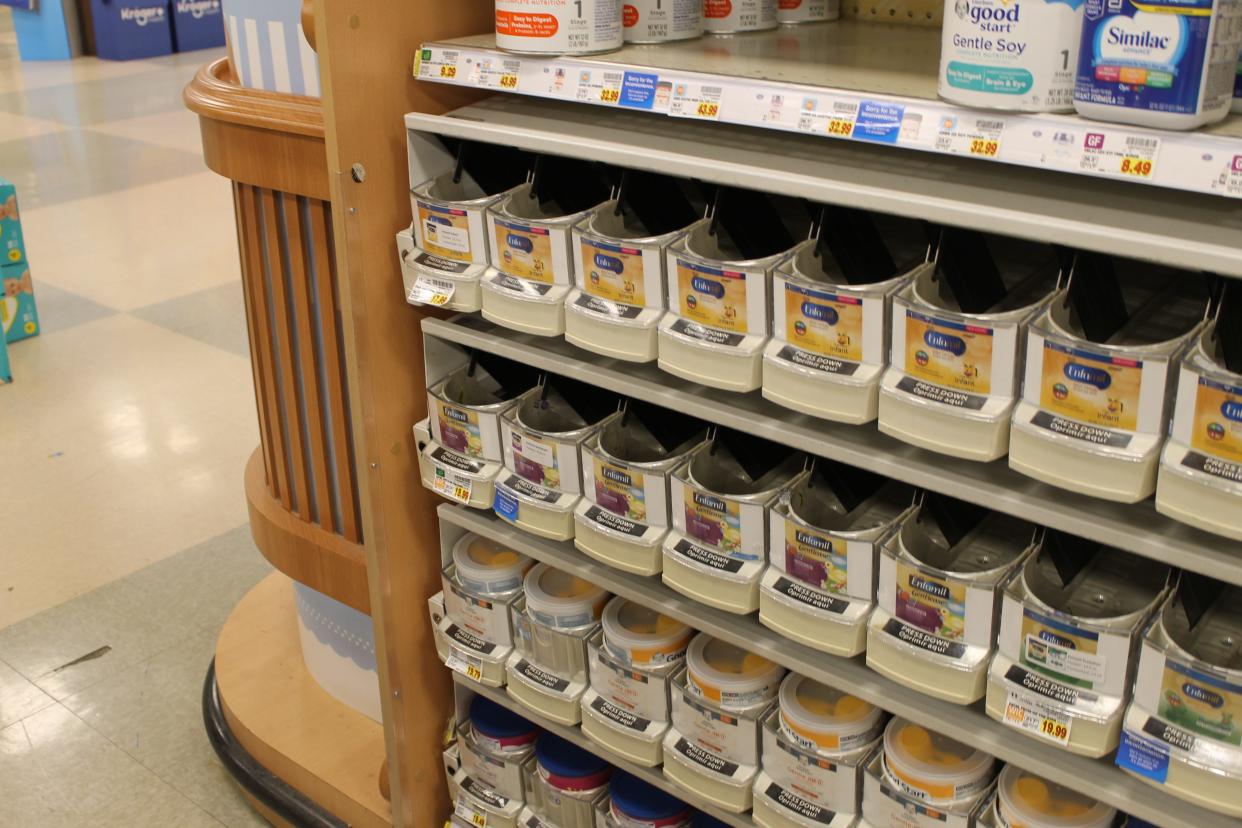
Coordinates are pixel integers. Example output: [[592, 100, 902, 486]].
[[778, 674, 883, 755], [882, 718, 993, 803], [601, 598, 692, 667], [996, 765, 1115, 828], [523, 563, 608, 629], [451, 533, 532, 595], [685, 634, 784, 709]]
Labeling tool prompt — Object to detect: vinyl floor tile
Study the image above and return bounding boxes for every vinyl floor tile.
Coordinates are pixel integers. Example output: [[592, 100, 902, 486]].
[[131, 281, 250, 357], [0, 58, 206, 127], [21, 280, 118, 335], [90, 107, 207, 155], [0, 658, 54, 729], [0, 112, 64, 143]]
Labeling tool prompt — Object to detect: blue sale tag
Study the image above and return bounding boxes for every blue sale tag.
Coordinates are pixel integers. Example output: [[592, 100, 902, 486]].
[[494, 488, 520, 522], [1116, 730, 1170, 784], [853, 100, 904, 144], [619, 72, 659, 110]]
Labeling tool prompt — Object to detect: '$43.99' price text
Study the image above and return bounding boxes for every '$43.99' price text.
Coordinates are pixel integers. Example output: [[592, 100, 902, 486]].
[[697, 102, 719, 118]]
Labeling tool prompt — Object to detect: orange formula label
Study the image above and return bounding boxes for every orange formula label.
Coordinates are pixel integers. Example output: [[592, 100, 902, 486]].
[[904, 309, 994, 395], [1190, 377, 1242, 464], [784, 283, 863, 362], [494, 218, 555, 283], [676, 260, 749, 333], [1040, 342, 1141, 432]]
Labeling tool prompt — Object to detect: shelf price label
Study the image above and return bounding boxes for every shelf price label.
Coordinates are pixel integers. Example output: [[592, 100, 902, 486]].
[[417, 48, 460, 82], [472, 57, 523, 91], [455, 795, 488, 828], [669, 81, 722, 121], [1120, 156, 1153, 178], [432, 467, 472, 503], [1080, 132, 1160, 182], [408, 275, 456, 308], [577, 70, 624, 106], [827, 118, 855, 138], [935, 114, 1005, 160], [969, 138, 999, 158], [499, 73, 519, 89], [1004, 689, 1073, 747], [446, 648, 484, 683]]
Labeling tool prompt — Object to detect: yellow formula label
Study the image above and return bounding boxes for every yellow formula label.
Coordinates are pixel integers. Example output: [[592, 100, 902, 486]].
[[895, 562, 966, 642], [677, 260, 748, 333], [417, 200, 473, 262], [592, 457, 648, 522], [905, 310, 993, 394], [785, 283, 863, 362], [581, 238, 647, 307], [683, 486, 742, 554], [1040, 343, 1141, 431], [436, 401, 484, 459], [783, 522, 848, 593], [1190, 377, 1242, 463], [1158, 659, 1242, 746], [495, 218, 555, 283]]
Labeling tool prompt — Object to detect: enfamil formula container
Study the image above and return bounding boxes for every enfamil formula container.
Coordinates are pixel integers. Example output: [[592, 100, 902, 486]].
[[1010, 256, 1210, 503], [761, 463, 916, 657], [658, 188, 806, 392], [507, 565, 609, 724], [606, 773, 694, 828], [984, 765, 1117, 828], [867, 495, 1036, 705], [878, 231, 1062, 462], [459, 695, 540, 803], [753, 676, 884, 828], [1074, 0, 1242, 130], [575, 403, 709, 576], [1156, 302, 1242, 540], [1117, 584, 1242, 817], [483, 157, 615, 336], [567, 172, 705, 363], [402, 143, 532, 311], [986, 533, 1172, 757], [663, 431, 810, 614], [862, 719, 996, 828], [525, 734, 612, 828], [582, 598, 691, 766], [494, 378, 622, 540], [417, 353, 541, 510], [763, 208, 933, 425], [665, 636, 786, 812]]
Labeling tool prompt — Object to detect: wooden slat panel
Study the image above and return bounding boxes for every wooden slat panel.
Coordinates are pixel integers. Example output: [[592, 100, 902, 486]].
[[309, 199, 361, 543], [232, 183, 277, 492], [284, 192, 335, 534], [262, 188, 311, 519]]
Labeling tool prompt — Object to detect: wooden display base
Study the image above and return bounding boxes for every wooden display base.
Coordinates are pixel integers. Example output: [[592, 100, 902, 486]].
[[214, 572, 391, 828]]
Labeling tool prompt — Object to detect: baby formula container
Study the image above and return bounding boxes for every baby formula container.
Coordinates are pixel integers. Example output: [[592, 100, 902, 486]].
[[994, 765, 1116, 828], [603, 598, 693, 667], [496, 0, 624, 54], [764, 207, 932, 425], [1010, 255, 1210, 504], [986, 533, 1172, 757], [1074, 0, 1242, 130], [460, 695, 540, 802], [778, 674, 884, 755], [530, 734, 612, 828], [761, 463, 916, 657], [663, 430, 809, 614], [1157, 294, 1242, 540], [404, 143, 532, 312], [568, 173, 706, 363], [658, 188, 806, 393], [525, 563, 609, 630], [484, 156, 615, 337], [686, 635, 784, 709], [495, 378, 622, 541], [608, 773, 694, 828], [940, 0, 1084, 112], [882, 719, 995, 803], [704, 0, 778, 32], [777, 0, 839, 23], [867, 495, 1036, 705], [576, 403, 709, 576], [1118, 583, 1242, 817], [624, 0, 703, 44], [879, 231, 1062, 462], [418, 354, 541, 510]]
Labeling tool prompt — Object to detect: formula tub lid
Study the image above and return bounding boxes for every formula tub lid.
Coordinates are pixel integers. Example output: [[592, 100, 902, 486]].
[[883, 718, 993, 801], [469, 695, 538, 742], [523, 563, 608, 626], [535, 733, 612, 789], [451, 534, 531, 595], [779, 673, 882, 740], [687, 635, 784, 702], [997, 765, 1115, 828], [610, 772, 692, 822], [602, 598, 692, 666]]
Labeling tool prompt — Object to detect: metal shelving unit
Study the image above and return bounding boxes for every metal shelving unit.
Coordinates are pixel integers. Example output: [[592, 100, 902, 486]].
[[452, 675, 754, 828], [439, 504, 1234, 828], [423, 315, 1242, 587]]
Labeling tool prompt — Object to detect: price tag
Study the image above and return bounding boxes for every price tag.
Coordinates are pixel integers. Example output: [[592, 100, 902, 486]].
[[934, 114, 1005, 159], [1120, 156, 1154, 178], [669, 82, 722, 120], [407, 275, 456, 307], [576, 70, 624, 105], [1080, 131, 1160, 181], [827, 117, 855, 138], [417, 48, 460, 81], [446, 649, 484, 683], [969, 138, 1000, 157], [432, 468, 472, 503], [455, 795, 488, 828], [1004, 689, 1072, 746], [473, 57, 523, 90]]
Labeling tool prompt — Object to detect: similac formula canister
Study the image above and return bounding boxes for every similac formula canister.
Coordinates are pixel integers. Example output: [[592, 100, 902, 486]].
[[496, 0, 624, 54], [623, 0, 703, 43], [1074, 0, 1242, 129], [939, 0, 1085, 112], [777, 0, 839, 24], [994, 765, 1115, 828], [703, 0, 778, 33]]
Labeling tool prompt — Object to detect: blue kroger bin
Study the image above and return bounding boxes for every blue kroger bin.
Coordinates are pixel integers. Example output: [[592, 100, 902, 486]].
[[90, 0, 173, 60], [171, 0, 225, 52]]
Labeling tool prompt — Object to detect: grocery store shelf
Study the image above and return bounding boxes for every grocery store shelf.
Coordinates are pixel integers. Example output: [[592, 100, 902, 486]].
[[406, 97, 1242, 278], [423, 314, 1242, 586], [414, 24, 1242, 202], [439, 504, 1232, 828], [452, 674, 753, 827]]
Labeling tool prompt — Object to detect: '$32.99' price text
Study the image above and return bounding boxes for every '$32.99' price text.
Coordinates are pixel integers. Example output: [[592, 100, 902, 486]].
[[969, 139, 1000, 157]]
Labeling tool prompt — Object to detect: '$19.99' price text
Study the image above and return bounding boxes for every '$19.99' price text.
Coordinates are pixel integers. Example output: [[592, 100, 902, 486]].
[[1040, 718, 1070, 742]]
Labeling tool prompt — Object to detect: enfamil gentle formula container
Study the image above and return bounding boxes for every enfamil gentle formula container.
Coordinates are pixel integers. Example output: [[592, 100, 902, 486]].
[[484, 156, 615, 336], [760, 463, 916, 657], [575, 403, 709, 576], [878, 230, 1062, 462], [494, 378, 622, 540], [416, 353, 540, 510], [763, 208, 933, 425], [1117, 584, 1242, 817], [867, 495, 1036, 705], [1156, 300, 1242, 540], [663, 431, 809, 614], [1010, 255, 1210, 504], [986, 533, 1172, 757], [987, 765, 1117, 828]]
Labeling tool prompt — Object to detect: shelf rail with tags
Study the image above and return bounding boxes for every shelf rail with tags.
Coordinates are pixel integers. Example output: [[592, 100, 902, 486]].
[[413, 24, 1242, 201]]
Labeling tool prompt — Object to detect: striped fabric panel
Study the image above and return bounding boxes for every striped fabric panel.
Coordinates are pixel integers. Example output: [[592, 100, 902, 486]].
[[222, 0, 320, 96]]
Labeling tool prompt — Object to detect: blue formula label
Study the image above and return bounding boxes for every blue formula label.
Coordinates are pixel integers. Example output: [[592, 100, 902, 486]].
[[1076, 0, 1242, 115]]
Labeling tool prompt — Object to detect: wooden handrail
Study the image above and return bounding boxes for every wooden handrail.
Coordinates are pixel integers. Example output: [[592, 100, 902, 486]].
[[184, 58, 324, 139]]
